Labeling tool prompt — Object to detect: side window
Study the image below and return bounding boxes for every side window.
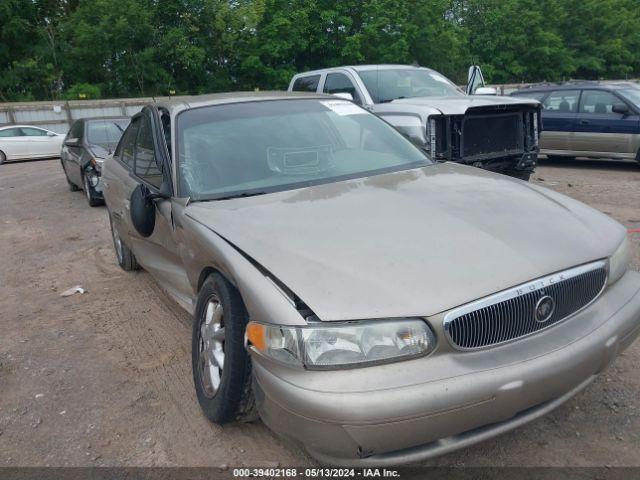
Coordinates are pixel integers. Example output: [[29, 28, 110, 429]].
[[67, 121, 83, 140], [118, 120, 139, 169], [323, 73, 362, 104], [20, 127, 47, 136], [292, 75, 321, 92], [542, 90, 580, 113], [134, 116, 163, 188], [579, 90, 620, 114], [0, 128, 23, 137]]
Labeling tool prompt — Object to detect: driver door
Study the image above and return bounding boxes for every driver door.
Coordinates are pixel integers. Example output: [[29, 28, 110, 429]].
[[126, 109, 193, 308]]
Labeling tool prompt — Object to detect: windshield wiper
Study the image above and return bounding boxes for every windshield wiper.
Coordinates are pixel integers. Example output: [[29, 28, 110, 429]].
[[214, 191, 268, 201], [378, 96, 406, 103]]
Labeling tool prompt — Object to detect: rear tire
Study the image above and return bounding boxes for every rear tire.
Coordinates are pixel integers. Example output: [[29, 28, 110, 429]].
[[0, 150, 6, 165], [192, 273, 257, 424], [109, 213, 140, 271], [82, 170, 104, 207]]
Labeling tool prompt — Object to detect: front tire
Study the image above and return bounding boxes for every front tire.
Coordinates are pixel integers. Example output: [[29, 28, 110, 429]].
[[61, 161, 80, 191], [83, 169, 104, 207], [546, 155, 575, 162], [0, 150, 6, 165], [192, 273, 257, 424], [109, 213, 140, 271]]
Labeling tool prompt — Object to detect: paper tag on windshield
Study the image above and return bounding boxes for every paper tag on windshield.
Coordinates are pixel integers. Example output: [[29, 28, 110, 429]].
[[321, 100, 365, 116]]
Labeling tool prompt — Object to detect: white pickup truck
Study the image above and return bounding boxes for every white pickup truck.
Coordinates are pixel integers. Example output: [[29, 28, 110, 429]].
[[289, 64, 541, 180]]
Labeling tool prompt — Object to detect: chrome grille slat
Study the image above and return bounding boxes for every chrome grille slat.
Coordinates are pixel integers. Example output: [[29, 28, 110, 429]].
[[443, 261, 608, 350]]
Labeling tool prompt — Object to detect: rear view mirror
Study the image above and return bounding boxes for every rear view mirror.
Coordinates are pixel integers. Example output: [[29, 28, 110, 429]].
[[333, 92, 354, 101], [612, 103, 629, 115]]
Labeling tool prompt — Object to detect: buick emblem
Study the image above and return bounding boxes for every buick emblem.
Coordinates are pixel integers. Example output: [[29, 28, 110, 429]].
[[535, 295, 555, 323]]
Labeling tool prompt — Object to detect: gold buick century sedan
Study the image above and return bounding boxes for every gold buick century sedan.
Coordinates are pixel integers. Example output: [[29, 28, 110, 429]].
[[101, 92, 640, 465]]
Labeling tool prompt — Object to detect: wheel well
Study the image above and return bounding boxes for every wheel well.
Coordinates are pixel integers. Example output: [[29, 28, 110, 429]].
[[197, 267, 221, 292]]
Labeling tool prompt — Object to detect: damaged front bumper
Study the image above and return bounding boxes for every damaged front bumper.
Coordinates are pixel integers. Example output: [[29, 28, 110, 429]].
[[251, 270, 640, 466]]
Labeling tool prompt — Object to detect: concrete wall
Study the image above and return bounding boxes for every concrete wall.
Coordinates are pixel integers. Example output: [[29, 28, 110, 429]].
[[0, 98, 156, 134]]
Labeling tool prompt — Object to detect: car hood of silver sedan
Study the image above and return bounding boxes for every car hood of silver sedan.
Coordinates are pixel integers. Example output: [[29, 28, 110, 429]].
[[186, 163, 624, 321]]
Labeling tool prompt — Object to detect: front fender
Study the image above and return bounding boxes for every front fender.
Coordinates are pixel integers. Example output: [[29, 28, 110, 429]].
[[174, 204, 308, 327]]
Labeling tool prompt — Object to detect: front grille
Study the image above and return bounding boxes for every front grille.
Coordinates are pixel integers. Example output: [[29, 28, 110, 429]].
[[443, 261, 608, 350], [461, 112, 523, 159]]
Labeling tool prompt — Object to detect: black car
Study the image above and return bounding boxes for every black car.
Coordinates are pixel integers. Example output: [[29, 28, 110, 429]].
[[511, 82, 640, 163], [61, 116, 130, 206]]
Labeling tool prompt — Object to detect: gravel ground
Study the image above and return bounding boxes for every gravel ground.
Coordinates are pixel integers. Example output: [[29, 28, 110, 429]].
[[0, 157, 638, 467]]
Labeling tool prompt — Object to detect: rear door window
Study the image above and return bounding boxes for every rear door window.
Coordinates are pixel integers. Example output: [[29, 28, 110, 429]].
[[117, 120, 140, 169], [579, 90, 620, 114], [543, 90, 580, 112], [292, 75, 321, 92], [0, 128, 23, 137]]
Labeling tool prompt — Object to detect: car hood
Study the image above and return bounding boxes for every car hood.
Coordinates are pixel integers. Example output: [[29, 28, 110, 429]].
[[186, 163, 623, 321], [389, 95, 540, 115]]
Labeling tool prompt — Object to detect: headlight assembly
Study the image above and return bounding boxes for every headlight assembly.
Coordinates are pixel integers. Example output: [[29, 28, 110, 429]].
[[246, 319, 436, 369], [608, 236, 631, 285]]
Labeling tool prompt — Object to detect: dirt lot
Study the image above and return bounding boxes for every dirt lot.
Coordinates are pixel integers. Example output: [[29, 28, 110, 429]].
[[1, 157, 639, 467]]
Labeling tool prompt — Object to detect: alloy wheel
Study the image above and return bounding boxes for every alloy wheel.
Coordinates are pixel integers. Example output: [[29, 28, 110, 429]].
[[198, 296, 226, 398]]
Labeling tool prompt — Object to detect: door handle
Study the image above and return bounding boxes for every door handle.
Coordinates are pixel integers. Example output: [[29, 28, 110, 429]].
[[579, 120, 590, 125]]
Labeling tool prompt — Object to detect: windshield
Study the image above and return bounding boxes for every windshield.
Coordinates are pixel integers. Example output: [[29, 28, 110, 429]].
[[618, 88, 640, 107], [357, 68, 463, 103], [87, 119, 129, 148], [177, 99, 431, 200]]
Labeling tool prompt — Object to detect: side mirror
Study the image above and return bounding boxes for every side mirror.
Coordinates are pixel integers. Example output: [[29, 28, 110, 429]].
[[333, 92, 354, 101], [474, 87, 498, 96], [466, 65, 487, 95], [130, 183, 161, 237], [612, 103, 630, 115], [47, 132, 57, 137], [64, 138, 79, 147]]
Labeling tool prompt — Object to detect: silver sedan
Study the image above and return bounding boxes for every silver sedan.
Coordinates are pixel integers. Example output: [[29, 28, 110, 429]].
[[101, 92, 640, 465]]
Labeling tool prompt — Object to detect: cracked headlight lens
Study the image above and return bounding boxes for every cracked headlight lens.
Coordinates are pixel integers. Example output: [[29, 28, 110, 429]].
[[609, 236, 631, 285], [246, 319, 436, 369]]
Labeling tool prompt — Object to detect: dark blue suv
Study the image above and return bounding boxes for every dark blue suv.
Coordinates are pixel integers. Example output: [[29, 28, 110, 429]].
[[511, 82, 640, 163]]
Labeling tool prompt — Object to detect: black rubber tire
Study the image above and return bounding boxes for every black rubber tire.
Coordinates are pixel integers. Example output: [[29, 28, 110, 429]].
[[82, 169, 104, 207], [61, 161, 80, 191], [192, 273, 257, 424], [546, 155, 575, 162], [0, 150, 6, 165], [508, 170, 532, 181], [108, 213, 140, 271]]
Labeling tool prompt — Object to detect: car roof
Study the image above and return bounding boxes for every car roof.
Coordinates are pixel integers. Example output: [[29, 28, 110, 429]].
[[74, 116, 130, 124], [294, 64, 435, 76], [512, 81, 639, 94], [153, 91, 334, 116], [0, 125, 52, 130]]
